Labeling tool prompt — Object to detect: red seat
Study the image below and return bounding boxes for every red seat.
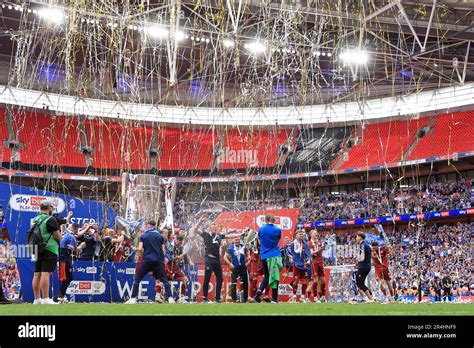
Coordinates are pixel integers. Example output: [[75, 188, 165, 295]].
[[407, 111, 474, 160], [220, 128, 294, 169], [338, 117, 429, 169], [14, 110, 84, 168], [87, 120, 153, 171], [0, 108, 12, 163]]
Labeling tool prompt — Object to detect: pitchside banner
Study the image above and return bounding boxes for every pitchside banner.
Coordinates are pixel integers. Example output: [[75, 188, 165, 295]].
[[0, 182, 116, 245], [310, 208, 474, 228], [213, 208, 300, 242], [17, 260, 156, 302], [17, 259, 325, 302], [16, 259, 242, 302]]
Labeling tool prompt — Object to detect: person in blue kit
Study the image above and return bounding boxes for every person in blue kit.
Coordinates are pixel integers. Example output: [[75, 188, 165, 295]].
[[287, 229, 312, 303], [255, 214, 283, 303], [224, 237, 250, 303], [125, 220, 173, 304], [355, 232, 374, 302], [76, 224, 98, 261], [58, 223, 85, 303], [280, 236, 292, 272]]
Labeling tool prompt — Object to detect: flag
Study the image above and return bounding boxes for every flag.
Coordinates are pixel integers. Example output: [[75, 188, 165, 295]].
[[374, 224, 389, 245], [364, 232, 386, 247]]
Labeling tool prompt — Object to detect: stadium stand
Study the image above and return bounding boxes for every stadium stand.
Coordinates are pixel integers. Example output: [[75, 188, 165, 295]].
[[13, 109, 85, 168], [87, 119, 153, 171], [407, 110, 474, 160], [1, 107, 473, 173], [0, 107, 12, 164], [337, 117, 430, 169], [0, 108, 295, 172]]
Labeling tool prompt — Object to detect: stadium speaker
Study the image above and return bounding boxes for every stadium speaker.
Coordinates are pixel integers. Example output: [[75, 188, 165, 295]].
[[80, 146, 93, 155], [280, 144, 289, 155], [4, 140, 22, 149], [148, 148, 161, 158], [417, 127, 427, 138]]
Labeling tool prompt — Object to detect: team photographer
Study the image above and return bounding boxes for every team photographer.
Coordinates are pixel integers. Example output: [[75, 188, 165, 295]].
[[31, 200, 62, 305]]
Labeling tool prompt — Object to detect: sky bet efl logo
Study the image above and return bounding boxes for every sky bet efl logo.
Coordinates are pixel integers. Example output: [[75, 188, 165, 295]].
[[9, 194, 66, 213], [256, 215, 292, 230], [66, 281, 106, 295]]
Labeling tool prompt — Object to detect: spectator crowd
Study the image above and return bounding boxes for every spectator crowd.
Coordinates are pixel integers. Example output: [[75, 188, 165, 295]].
[[296, 180, 473, 223], [171, 179, 473, 229], [332, 222, 472, 299]]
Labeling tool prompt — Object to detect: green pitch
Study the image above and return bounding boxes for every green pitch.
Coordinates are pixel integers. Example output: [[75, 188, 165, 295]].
[[0, 302, 473, 316]]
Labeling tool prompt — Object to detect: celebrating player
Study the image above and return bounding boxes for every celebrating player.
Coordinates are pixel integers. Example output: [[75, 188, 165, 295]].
[[58, 223, 85, 303], [248, 238, 271, 302], [156, 234, 189, 303], [170, 235, 189, 302], [371, 241, 395, 302], [308, 230, 327, 303], [255, 214, 283, 303], [355, 232, 374, 302], [287, 229, 312, 303], [125, 220, 173, 304], [224, 237, 250, 303]]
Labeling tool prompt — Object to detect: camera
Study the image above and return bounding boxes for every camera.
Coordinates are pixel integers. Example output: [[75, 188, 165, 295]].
[[52, 212, 67, 225]]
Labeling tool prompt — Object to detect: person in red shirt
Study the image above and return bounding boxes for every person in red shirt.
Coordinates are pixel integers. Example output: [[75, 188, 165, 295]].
[[308, 229, 326, 302], [287, 229, 312, 303], [111, 230, 134, 263], [248, 239, 270, 302], [133, 230, 144, 274], [168, 235, 189, 301], [155, 234, 189, 303], [371, 241, 395, 301]]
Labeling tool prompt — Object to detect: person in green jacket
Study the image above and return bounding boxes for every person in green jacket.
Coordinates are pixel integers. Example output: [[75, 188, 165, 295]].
[[32, 200, 61, 305]]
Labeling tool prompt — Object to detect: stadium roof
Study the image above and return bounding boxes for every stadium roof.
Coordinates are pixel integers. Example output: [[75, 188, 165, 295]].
[[0, 0, 473, 110]]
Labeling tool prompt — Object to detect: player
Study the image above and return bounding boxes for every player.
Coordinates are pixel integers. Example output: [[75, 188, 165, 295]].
[[224, 237, 250, 303], [287, 229, 312, 303], [169, 235, 189, 302], [371, 241, 395, 302], [156, 234, 189, 303], [280, 235, 292, 272], [248, 239, 271, 302], [111, 230, 134, 262], [355, 232, 374, 302], [125, 220, 173, 304], [308, 230, 326, 303], [58, 223, 85, 303], [255, 214, 283, 303]]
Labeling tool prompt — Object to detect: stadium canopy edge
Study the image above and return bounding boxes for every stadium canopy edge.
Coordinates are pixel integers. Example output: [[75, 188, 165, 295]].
[[1, 151, 473, 184], [0, 83, 473, 126]]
